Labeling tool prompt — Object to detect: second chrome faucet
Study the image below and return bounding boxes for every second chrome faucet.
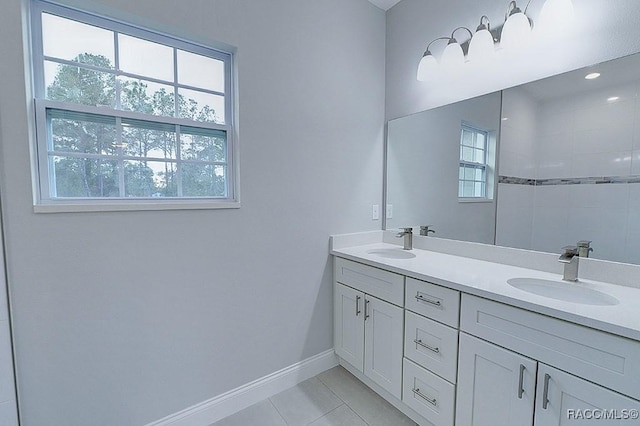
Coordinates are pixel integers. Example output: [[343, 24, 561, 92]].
[[396, 227, 413, 250]]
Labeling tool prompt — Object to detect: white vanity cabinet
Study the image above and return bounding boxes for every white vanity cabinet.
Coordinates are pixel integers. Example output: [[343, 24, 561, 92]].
[[332, 249, 640, 426], [534, 364, 640, 425], [457, 294, 640, 426], [456, 333, 537, 426], [334, 259, 404, 399]]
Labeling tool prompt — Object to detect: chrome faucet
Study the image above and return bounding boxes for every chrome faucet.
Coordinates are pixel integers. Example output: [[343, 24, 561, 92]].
[[577, 240, 593, 258], [396, 227, 413, 250], [558, 246, 579, 281], [420, 225, 435, 236]]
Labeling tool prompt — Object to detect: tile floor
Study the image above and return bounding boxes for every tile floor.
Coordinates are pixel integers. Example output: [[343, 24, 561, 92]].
[[211, 366, 418, 426]]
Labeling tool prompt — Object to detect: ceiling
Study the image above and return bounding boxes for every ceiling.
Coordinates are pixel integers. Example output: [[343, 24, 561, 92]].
[[367, 0, 402, 11]]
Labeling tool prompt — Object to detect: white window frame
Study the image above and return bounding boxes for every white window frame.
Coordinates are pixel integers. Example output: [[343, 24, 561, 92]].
[[458, 123, 490, 201], [30, 0, 238, 212]]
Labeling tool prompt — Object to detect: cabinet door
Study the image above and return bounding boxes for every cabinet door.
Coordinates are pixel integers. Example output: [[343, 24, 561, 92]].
[[334, 283, 365, 372], [363, 295, 404, 399], [534, 364, 640, 425], [456, 333, 537, 426]]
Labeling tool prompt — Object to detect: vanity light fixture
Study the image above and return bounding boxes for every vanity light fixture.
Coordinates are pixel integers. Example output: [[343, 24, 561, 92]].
[[501, 1, 532, 50], [416, 0, 574, 81], [468, 16, 496, 63], [441, 27, 473, 70], [585, 72, 601, 80]]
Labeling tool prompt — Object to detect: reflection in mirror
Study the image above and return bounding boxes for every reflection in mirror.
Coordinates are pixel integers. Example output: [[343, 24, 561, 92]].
[[497, 53, 640, 264], [385, 52, 640, 265], [386, 92, 502, 244]]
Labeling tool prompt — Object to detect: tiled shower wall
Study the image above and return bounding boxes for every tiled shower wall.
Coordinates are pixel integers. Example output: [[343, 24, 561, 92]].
[[497, 80, 640, 264]]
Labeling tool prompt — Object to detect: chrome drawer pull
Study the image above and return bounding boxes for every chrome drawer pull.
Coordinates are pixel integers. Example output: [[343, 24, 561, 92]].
[[356, 295, 361, 317], [414, 339, 440, 354], [415, 294, 441, 307], [542, 373, 551, 409], [518, 364, 526, 399], [364, 299, 370, 320], [412, 388, 437, 406]]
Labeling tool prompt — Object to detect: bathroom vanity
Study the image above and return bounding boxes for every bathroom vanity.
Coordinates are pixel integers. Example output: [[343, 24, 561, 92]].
[[331, 231, 640, 426]]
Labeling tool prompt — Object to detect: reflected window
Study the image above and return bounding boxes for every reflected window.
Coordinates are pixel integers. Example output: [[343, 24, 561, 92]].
[[459, 124, 489, 199], [31, 1, 236, 208]]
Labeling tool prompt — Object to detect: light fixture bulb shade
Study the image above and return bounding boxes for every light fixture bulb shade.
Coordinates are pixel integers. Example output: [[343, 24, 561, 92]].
[[417, 53, 438, 81], [500, 11, 532, 50], [440, 42, 465, 70], [537, 0, 574, 36], [468, 29, 495, 63]]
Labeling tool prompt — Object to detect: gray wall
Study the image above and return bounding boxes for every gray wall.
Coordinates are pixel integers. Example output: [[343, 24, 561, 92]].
[[385, 0, 640, 120], [0, 0, 385, 424]]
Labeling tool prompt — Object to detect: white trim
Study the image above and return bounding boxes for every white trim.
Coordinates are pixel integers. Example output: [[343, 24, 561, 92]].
[[34, 199, 241, 213], [145, 349, 338, 426]]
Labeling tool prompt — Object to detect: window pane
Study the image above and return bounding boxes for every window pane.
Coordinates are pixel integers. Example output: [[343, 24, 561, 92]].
[[462, 147, 475, 162], [121, 120, 177, 160], [178, 88, 225, 124], [118, 34, 174, 82], [42, 13, 115, 68], [461, 129, 473, 147], [475, 132, 486, 149], [182, 164, 226, 197], [45, 61, 116, 107], [463, 166, 475, 181], [475, 167, 484, 181], [49, 110, 117, 155], [124, 160, 177, 197], [52, 156, 119, 197], [180, 127, 226, 162], [463, 181, 475, 198], [459, 166, 465, 180], [119, 77, 175, 117], [475, 182, 485, 197], [177, 50, 225, 93], [473, 148, 485, 164]]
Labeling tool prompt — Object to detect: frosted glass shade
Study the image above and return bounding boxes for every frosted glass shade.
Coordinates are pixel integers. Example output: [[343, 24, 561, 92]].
[[537, 0, 575, 35], [417, 53, 438, 81], [468, 29, 495, 63], [500, 12, 532, 50], [441, 42, 465, 70]]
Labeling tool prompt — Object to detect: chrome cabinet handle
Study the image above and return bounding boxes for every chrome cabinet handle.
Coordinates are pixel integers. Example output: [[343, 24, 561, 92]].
[[415, 294, 441, 307], [364, 299, 370, 320], [412, 388, 437, 406], [518, 364, 526, 399], [414, 339, 440, 354], [542, 373, 551, 409], [355, 295, 361, 317]]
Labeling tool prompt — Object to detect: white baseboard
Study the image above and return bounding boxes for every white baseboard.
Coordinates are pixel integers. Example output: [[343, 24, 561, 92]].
[[146, 349, 338, 426]]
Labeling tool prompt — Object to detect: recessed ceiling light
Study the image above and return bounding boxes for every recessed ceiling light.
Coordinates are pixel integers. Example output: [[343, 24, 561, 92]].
[[585, 72, 601, 80], [607, 96, 620, 102], [502, 117, 509, 121]]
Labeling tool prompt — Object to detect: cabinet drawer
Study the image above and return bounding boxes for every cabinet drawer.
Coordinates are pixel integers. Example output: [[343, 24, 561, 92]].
[[405, 278, 460, 327], [334, 257, 404, 306], [461, 294, 640, 400], [402, 358, 455, 426], [404, 311, 459, 383]]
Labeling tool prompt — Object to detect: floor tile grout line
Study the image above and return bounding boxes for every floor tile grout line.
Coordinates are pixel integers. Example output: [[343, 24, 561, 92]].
[[316, 368, 371, 426], [303, 403, 347, 426], [266, 397, 290, 426]]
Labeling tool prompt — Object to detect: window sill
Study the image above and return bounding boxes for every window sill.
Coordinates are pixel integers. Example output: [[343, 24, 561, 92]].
[[34, 199, 241, 213], [458, 197, 494, 204]]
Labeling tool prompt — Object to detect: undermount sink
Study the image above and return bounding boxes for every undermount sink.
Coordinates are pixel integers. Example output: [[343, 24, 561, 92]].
[[507, 278, 619, 306], [367, 248, 416, 259]]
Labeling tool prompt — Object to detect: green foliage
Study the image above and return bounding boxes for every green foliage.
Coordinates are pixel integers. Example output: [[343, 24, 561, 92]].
[[47, 54, 226, 198]]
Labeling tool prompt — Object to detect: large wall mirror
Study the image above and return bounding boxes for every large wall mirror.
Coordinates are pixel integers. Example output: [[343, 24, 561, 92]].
[[385, 52, 640, 265]]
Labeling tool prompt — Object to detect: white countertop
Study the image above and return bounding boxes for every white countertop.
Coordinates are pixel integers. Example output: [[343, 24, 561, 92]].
[[331, 241, 640, 342]]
